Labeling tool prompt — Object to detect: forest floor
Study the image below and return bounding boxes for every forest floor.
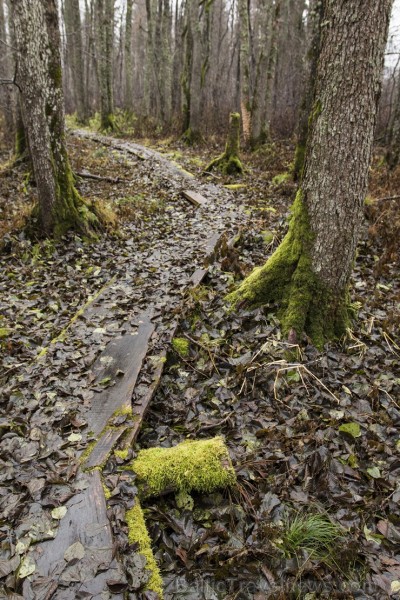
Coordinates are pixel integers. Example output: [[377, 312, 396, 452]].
[[0, 129, 399, 599]]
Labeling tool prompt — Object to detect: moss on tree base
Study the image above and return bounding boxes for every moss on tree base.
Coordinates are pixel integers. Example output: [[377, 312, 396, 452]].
[[205, 153, 243, 175], [205, 112, 244, 176], [227, 191, 350, 348]]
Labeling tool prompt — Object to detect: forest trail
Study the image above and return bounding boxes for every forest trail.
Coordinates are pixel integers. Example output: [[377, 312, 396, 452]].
[[1, 133, 248, 599], [1, 132, 399, 598]]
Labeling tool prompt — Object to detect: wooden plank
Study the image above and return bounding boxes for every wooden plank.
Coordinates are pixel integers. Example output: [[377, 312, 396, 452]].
[[204, 232, 225, 266], [181, 189, 208, 207], [190, 268, 208, 287], [23, 470, 125, 599], [82, 426, 126, 470], [85, 312, 154, 436], [123, 321, 177, 448]]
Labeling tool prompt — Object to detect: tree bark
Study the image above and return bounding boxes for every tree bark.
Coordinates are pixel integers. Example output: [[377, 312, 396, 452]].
[[386, 71, 400, 168], [0, 0, 15, 146], [96, 0, 115, 130], [64, 0, 88, 123], [12, 0, 97, 237], [124, 0, 134, 112], [228, 0, 392, 347], [293, 0, 325, 180]]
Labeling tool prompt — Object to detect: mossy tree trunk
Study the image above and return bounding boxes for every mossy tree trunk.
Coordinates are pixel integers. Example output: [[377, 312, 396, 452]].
[[229, 0, 392, 347], [206, 112, 243, 174], [12, 0, 97, 237]]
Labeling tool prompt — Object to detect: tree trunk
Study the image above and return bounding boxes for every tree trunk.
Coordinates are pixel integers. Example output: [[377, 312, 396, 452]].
[[205, 112, 243, 174], [386, 71, 400, 168], [12, 0, 97, 237], [64, 0, 88, 123], [238, 0, 251, 145], [0, 0, 15, 146], [96, 0, 115, 130], [124, 0, 134, 112], [228, 0, 392, 347], [293, 0, 325, 181]]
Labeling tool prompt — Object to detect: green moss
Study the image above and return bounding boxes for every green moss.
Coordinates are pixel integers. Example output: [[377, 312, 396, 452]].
[[114, 449, 129, 461], [126, 501, 164, 598], [261, 230, 274, 244], [15, 125, 27, 158], [0, 328, 10, 339], [102, 478, 112, 500], [292, 143, 306, 181], [205, 113, 243, 175], [223, 184, 247, 190], [172, 337, 189, 357], [272, 172, 291, 186], [79, 439, 97, 467], [130, 436, 236, 498], [113, 406, 133, 418], [227, 190, 350, 348]]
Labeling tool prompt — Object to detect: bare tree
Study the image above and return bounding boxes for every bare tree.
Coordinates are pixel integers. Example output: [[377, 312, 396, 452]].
[[0, 0, 15, 145], [64, 0, 88, 123], [96, 0, 115, 130], [11, 0, 98, 236]]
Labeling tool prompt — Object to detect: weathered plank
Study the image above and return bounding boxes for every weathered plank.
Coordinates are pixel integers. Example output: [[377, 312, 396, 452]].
[[23, 470, 125, 599], [85, 311, 154, 436], [190, 268, 208, 287], [82, 426, 126, 470], [181, 189, 208, 207], [204, 232, 225, 266]]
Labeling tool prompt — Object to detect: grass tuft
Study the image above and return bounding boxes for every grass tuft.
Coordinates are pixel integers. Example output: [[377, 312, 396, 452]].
[[279, 511, 342, 560]]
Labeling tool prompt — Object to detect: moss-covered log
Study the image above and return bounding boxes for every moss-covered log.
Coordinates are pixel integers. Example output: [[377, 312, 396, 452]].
[[126, 500, 164, 598], [227, 0, 392, 348], [130, 436, 236, 498], [205, 113, 244, 175]]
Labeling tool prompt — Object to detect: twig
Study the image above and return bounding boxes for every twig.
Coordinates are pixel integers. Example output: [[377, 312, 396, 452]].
[[76, 171, 127, 184], [374, 194, 400, 202], [196, 411, 235, 432], [183, 332, 221, 375]]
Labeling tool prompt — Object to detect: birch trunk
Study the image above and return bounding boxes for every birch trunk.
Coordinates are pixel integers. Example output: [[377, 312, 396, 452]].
[[229, 0, 393, 347]]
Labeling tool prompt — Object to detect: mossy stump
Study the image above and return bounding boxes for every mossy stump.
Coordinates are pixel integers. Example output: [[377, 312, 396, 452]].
[[205, 113, 244, 175]]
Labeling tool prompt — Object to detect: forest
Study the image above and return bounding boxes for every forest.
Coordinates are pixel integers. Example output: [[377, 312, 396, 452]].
[[0, 0, 400, 598]]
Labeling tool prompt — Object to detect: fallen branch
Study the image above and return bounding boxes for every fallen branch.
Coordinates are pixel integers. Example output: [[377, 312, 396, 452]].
[[76, 170, 128, 183]]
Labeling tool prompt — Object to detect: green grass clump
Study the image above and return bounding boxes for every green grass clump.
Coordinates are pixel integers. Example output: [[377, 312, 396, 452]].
[[279, 512, 342, 559], [130, 436, 236, 497]]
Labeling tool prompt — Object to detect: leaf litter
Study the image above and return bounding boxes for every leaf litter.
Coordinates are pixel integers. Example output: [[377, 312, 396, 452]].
[[0, 134, 399, 599]]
